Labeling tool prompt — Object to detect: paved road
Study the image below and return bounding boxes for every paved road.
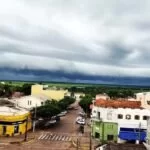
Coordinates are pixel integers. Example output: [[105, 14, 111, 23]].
[[0, 101, 91, 150]]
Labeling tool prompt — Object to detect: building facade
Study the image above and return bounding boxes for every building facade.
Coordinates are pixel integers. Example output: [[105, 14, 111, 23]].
[[12, 95, 48, 110], [91, 99, 150, 143], [31, 84, 68, 100], [0, 107, 32, 136], [135, 92, 150, 109]]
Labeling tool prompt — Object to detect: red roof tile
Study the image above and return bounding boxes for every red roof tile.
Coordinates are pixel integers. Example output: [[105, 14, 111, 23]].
[[94, 99, 141, 109]]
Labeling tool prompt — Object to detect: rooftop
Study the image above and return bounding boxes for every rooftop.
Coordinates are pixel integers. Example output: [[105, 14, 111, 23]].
[[94, 99, 141, 109], [0, 106, 29, 116]]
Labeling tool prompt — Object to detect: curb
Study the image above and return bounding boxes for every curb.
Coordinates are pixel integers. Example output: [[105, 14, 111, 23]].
[[2, 136, 35, 146]]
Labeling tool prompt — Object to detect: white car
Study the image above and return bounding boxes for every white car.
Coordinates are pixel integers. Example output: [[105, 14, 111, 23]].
[[76, 117, 85, 125]]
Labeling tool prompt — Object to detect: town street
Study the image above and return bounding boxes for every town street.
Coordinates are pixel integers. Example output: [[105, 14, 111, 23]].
[[0, 101, 93, 150]]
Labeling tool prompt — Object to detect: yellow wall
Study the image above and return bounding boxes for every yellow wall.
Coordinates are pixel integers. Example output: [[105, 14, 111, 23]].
[[0, 113, 32, 137], [31, 84, 68, 100]]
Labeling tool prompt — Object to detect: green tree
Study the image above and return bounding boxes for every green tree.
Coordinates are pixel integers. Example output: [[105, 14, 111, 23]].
[[79, 95, 93, 115], [20, 83, 32, 95]]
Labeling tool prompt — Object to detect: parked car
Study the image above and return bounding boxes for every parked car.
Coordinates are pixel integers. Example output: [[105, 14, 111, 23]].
[[44, 120, 57, 127], [57, 111, 67, 117]]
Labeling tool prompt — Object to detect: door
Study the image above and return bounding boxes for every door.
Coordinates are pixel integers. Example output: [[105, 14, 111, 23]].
[[3, 126, 6, 135], [14, 125, 19, 134], [95, 132, 100, 139]]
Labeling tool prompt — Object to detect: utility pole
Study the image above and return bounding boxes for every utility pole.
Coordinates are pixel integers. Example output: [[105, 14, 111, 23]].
[[77, 138, 79, 150], [24, 116, 28, 141], [89, 132, 92, 150], [33, 104, 37, 132]]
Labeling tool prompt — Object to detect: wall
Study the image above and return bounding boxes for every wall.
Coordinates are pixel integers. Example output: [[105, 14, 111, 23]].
[[136, 93, 150, 109], [15, 96, 45, 109], [92, 121, 118, 142], [31, 84, 68, 100]]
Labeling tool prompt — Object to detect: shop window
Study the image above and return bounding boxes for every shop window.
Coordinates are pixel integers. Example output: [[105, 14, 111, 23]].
[[143, 116, 148, 120], [135, 115, 140, 120], [107, 135, 114, 141], [118, 114, 123, 119], [126, 114, 131, 120]]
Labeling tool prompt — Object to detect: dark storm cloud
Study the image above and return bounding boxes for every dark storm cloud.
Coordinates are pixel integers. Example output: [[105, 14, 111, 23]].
[[0, 0, 150, 83]]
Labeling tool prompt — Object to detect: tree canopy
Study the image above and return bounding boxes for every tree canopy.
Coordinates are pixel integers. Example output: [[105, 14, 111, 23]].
[[33, 96, 76, 119], [79, 95, 93, 115]]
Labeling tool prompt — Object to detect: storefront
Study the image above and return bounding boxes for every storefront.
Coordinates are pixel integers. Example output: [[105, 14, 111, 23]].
[[0, 107, 32, 136]]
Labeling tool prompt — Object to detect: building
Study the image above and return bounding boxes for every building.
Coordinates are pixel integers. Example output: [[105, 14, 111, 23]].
[[0, 106, 32, 136], [11, 95, 48, 110], [91, 99, 150, 143], [95, 94, 110, 100], [31, 84, 68, 100], [135, 92, 150, 109], [67, 92, 85, 100]]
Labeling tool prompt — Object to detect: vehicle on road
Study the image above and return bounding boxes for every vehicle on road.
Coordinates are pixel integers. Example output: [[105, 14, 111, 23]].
[[76, 117, 85, 125]]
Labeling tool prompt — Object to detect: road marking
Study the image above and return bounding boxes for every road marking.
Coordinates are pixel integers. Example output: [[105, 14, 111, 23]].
[[55, 135, 59, 141], [38, 134, 44, 140], [58, 135, 62, 141], [38, 132, 72, 142], [51, 134, 57, 141]]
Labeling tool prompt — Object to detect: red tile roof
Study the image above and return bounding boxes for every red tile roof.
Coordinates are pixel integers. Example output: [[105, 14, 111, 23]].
[[94, 99, 141, 109]]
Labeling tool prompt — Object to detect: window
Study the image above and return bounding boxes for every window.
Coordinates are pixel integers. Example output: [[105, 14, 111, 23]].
[[28, 100, 30, 105], [147, 101, 150, 105], [93, 110, 96, 113], [118, 114, 123, 119], [107, 135, 114, 141], [135, 115, 140, 120], [41, 102, 44, 105], [126, 114, 131, 120], [107, 125, 113, 129], [97, 112, 100, 119], [143, 116, 148, 120]]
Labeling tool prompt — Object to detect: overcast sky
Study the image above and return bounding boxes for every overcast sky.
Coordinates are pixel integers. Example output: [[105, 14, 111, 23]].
[[0, 0, 150, 83]]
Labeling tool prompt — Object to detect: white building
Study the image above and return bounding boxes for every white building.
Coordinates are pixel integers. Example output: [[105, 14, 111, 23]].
[[91, 99, 150, 143], [135, 92, 150, 109], [92, 106, 150, 130], [95, 94, 110, 100], [11, 95, 48, 110]]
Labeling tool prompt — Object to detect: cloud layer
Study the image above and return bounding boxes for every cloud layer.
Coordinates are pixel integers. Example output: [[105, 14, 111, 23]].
[[0, 0, 150, 84]]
